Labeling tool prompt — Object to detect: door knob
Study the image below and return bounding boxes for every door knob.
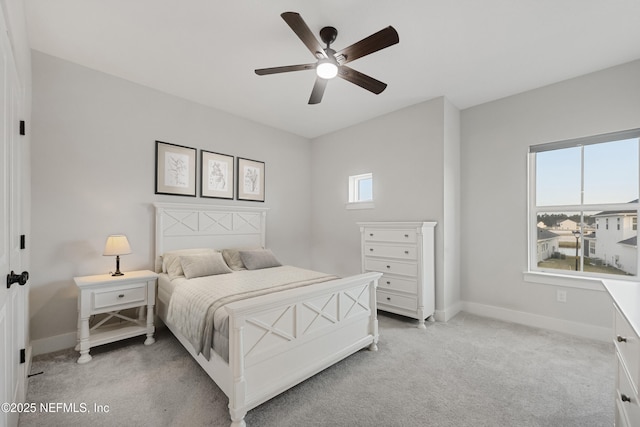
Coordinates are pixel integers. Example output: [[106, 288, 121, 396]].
[[7, 271, 29, 289]]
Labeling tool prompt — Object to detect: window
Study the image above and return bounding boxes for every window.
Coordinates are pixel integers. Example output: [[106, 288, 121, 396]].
[[529, 128, 640, 279], [347, 173, 374, 209]]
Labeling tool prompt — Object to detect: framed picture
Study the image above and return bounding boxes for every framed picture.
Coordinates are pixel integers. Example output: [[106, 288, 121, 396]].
[[155, 140, 197, 197], [237, 157, 265, 202], [201, 150, 234, 199]]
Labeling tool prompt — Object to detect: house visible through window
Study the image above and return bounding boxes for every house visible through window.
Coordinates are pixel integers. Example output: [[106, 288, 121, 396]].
[[529, 128, 640, 278]]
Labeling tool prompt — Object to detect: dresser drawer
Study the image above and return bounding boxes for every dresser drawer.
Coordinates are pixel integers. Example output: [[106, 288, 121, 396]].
[[364, 228, 417, 243], [378, 274, 417, 294], [92, 283, 147, 311], [377, 290, 417, 311], [365, 258, 417, 277], [364, 243, 417, 260], [615, 305, 640, 393], [618, 353, 640, 425]]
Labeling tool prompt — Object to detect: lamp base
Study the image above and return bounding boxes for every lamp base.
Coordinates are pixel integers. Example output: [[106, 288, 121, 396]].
[[111, 255, 124, 276]]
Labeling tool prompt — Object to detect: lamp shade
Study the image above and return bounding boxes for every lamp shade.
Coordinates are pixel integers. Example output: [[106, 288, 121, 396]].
[[103, 235, 132, 256]]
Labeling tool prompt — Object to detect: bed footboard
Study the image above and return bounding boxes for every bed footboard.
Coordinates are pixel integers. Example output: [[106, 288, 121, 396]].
[[224, 271, 381, 427]]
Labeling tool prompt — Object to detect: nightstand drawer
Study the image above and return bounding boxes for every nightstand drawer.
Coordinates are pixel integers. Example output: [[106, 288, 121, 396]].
[[377, 290, 417, 311], [365, 258, 417, 277], [93, 284, 147, 311], [364, 228, 416, 243], [378, 274, 417, 294], [364, 243, 416, 260]]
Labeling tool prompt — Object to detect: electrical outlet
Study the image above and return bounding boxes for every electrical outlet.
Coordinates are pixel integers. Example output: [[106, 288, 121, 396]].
[[556, 290, 567, 303]]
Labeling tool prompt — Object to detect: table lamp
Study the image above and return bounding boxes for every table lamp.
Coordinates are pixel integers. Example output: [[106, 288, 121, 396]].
[[103, 235, 132, 276]]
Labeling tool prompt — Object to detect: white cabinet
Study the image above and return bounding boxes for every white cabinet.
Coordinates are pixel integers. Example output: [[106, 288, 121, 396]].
[[74, 270, 158, 364], [603, 280, 640, 426], [358, 221, 436, 328]]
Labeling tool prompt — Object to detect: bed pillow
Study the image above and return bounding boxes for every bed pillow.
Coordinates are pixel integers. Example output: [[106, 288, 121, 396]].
[[239, 249, 282, 270], [222, 247, 261, 271], [180, 252, 233, 279], [163, 248, 217, 279]]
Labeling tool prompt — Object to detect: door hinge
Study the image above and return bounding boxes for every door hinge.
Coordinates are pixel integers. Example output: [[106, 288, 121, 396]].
[[20, 348, 25, 364], [20, 234, 25, 250], [19, 120, 25, 136]]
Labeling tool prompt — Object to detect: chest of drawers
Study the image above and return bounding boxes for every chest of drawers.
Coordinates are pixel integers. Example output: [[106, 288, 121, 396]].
[[602, 280, 640, 426], [358, 221, 436, 328]]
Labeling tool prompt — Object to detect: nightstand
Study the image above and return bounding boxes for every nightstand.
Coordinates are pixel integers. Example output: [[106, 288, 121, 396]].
[[74, 269, 158, 364]]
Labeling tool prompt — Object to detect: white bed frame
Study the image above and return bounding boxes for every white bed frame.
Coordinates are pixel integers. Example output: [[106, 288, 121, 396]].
[[153, 203, 381, 427]]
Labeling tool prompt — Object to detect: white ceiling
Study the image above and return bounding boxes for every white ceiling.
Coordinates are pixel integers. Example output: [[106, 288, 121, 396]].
[[24, 0, 640, 139]]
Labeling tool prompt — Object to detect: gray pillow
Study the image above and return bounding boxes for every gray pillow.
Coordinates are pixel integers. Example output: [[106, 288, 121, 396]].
[[239, 249, 282, 270], [180, 252, 233, 279], [222, 247, 262, 271]]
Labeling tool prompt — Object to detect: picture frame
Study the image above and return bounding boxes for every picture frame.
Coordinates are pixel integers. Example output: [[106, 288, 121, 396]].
[[155, 140, 197, 197], [237, 157, 265, 202], [201, 150, 234, 199]]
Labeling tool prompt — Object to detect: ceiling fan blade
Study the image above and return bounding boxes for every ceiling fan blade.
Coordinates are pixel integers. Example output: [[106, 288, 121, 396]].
[[308, 77, 328, 104], [281, 12, 328, 59], [335, 26, 399, 65], [255, 63, 316, 76], [337, 65, 387, 94]]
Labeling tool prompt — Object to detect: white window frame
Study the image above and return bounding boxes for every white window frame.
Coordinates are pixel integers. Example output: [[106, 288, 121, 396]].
[[346, 173, 374, 209], [526, 128, 640, 288]]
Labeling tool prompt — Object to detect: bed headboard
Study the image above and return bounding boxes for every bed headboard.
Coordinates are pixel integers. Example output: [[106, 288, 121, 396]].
[[154, 203, 268, 272]]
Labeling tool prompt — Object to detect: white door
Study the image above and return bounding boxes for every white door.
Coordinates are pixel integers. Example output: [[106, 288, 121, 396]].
[[0, 5, 28, 426]]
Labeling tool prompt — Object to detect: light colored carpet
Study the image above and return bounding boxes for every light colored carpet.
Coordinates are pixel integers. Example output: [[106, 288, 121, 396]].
[[20, 312, 614, 427]]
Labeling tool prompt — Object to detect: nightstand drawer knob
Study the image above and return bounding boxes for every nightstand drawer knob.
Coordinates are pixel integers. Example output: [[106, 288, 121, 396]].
[[386, 281, 391, 285], [370, 248, 374, 251], [386, 297, 391, 301], [621, 394, 631, 403], [118, 294, 125, 298], [386, 265, 391, 269], [617, 335, 627, 343]]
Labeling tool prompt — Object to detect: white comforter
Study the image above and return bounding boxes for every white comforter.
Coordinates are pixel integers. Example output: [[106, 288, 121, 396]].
[[166, 266, 337, 360]]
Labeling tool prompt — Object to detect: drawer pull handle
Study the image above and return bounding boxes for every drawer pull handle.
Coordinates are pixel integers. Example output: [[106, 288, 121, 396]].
[[386, 281, 391, 285], [386, 265, 391, 269], [370, 248, 374, 252], [369, 233, 374, 237], [386, 297, 391, 301], [621, 394, 631, 403], [404, 250, 409, 254], [404, 234, 409, 238], [617, 335, 627, 343], [118, 294, 125, 298]]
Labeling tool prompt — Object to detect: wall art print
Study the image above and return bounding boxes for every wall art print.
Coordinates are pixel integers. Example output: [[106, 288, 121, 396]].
[[201, 150, 234, 199], [155, 140, 197, 197], [237, 157, 265, 202]]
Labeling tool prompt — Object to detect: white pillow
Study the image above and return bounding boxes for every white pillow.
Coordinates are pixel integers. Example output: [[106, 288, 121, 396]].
[[163, 248, 217, 279], [180, 253, 232, 279]]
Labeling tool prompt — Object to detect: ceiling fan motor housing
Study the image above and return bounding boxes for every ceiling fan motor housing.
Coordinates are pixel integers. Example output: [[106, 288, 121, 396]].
[[320, 26, 338, 47]]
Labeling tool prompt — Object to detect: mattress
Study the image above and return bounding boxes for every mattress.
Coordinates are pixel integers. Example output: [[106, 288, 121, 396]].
[[160, 266, 338, 361]]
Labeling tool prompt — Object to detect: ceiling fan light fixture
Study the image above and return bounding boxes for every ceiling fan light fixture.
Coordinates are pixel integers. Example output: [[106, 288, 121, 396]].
[[316, 59, 338, 79]]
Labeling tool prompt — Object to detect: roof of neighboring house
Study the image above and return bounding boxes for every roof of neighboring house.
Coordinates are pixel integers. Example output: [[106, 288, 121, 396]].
[[594, 199, 639, 217], [538, 227, 559, 241], [618, 236, 638, 246]]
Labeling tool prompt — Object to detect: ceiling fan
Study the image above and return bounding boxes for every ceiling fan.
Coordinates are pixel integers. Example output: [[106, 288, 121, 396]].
[[255, 12, 399, 105]]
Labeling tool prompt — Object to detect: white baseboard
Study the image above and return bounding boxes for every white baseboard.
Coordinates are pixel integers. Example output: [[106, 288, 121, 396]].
[[31, 331, 77, 356], [434, 300, 462, 322], [460, 301, 611, 342]]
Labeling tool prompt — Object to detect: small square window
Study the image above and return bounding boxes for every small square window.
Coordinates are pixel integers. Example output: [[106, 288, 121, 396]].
[[347, 173, 374, 209]]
